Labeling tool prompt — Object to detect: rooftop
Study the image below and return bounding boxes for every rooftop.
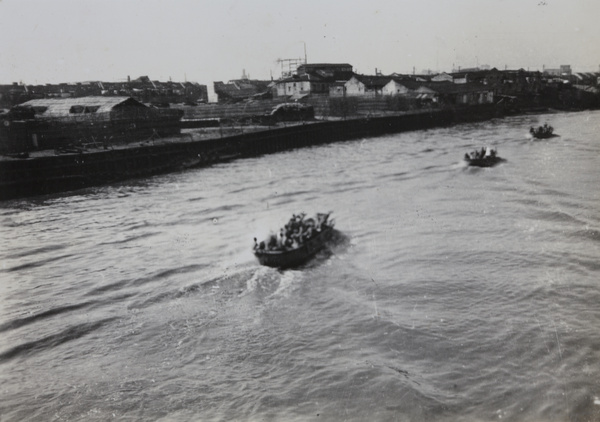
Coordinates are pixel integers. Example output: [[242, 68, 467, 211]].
[[21, 96, 145, 117]]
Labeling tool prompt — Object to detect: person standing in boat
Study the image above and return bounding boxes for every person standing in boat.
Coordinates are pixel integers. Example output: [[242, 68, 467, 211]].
[[303, 225, 313, 242], [267, 233, 278, 250], [284, 235, 293, 249]]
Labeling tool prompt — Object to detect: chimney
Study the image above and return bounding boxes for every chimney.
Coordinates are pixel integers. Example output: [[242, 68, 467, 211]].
[[127, 75, 130, 83]]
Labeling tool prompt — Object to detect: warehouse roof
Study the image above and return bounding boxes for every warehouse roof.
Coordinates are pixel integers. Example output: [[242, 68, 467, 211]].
[[21, 96, 146, 117]]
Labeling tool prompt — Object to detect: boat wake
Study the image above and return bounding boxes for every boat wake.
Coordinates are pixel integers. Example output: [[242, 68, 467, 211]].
[[243, 265, 303, 299]]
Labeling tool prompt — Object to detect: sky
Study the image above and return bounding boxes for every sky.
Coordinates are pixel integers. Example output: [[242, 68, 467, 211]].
[[0, 0, 599, 86]]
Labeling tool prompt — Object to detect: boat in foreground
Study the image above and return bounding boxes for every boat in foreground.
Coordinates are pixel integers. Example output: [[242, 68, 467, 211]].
[[464, 147, 504, 168], [254, 212, 334, 269]]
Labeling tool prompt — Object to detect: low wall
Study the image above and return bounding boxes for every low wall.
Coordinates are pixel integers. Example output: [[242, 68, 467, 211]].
[[1, 107, 491, 201]]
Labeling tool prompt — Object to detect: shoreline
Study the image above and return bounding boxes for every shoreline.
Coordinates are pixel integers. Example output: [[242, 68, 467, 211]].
[[0, 105, 570, 201]]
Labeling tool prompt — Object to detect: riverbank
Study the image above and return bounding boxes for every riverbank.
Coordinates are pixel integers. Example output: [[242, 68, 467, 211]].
[[0, 104, 524, 201]]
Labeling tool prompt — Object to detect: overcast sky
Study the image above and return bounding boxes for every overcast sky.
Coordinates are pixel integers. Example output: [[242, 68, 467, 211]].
[[1, 0, 599, 85]]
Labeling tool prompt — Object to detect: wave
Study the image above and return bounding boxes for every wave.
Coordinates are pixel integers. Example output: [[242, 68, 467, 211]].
[[0, 302, 96, 333], [125, 265, 259, 310], [531, 209, 586, 225], [572, 228, 600, 243], [143, 263, 209, 282], [375, 171, 414, 183], [82, 264, 211, 302], [4, 244, 69, 259], [0, 317, 117, 363], [4, 253, 74, 273], [269, 190, 315, 200], [186, 195, 205, 202], [125, 263, 211, 290], [98, 230, 160, 246]]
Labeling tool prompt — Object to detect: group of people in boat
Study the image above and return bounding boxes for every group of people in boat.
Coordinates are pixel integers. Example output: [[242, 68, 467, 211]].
[[254, 212, 331, 252], [529, 123, 554, 138], [465, 146, 497, 161], [463, 122, 555, 164]]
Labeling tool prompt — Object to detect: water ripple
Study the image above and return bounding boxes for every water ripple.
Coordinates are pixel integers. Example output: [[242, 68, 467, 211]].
[[0, 318, 117, 363], [4, 253, 74, 272], [1, 110, 599, 421], [0, 302, 96, 333]]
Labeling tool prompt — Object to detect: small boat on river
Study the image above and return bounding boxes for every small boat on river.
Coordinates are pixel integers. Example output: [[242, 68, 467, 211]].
[[529, 124, 556, 139], [254, 212, 334, 268], [464, 147, 504, 168]]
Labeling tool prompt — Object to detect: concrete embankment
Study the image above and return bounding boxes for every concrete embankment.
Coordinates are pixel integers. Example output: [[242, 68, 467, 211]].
[[0, 107, 487, 201]]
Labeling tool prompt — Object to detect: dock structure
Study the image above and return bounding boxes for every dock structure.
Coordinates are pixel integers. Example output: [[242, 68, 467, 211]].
[[0, 97, 183, 154], [0, 106, 486, 201]]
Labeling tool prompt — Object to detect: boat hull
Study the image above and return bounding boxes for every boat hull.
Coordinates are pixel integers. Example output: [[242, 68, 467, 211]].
[[465, 156, 505, 167], [532, 133, 558, 140], [254, 226, 334, 268]]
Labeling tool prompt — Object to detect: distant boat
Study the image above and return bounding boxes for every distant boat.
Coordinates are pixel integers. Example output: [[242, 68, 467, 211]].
[[529, 124, 556, 139], [254, 212, 334, 268], [464, 147, 505, 168]]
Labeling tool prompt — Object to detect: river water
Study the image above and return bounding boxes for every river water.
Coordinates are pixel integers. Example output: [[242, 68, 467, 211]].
[[1, 110, 599, 422]]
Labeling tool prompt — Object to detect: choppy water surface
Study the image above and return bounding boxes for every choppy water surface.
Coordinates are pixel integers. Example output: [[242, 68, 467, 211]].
[[1, 111, 600, 422]]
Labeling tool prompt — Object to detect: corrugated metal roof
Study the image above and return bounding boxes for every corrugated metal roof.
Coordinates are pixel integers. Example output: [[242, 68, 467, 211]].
[[355, 75, 394, 88], [574, 84, 599, 94], [573, 72, 600, 80], [424, 82, 492, 94], [298, 63, 353, 68], [276, 75, 312, 83], [21, 96, 145, 117], [288, 93, 309, 100]]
